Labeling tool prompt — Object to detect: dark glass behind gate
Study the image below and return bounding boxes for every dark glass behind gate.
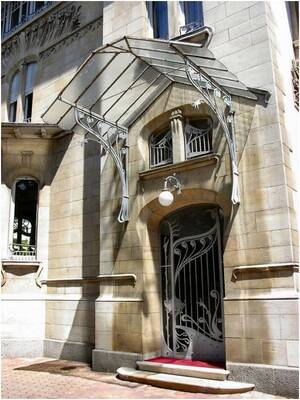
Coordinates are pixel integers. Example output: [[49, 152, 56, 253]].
[[160, 206, 225, 362]]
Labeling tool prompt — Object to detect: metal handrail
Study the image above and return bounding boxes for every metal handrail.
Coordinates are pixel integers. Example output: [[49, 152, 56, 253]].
[[9, 243, 37, 260]]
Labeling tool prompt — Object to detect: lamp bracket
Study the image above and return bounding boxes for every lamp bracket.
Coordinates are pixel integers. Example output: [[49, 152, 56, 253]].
[[164, 174, 182, 194]]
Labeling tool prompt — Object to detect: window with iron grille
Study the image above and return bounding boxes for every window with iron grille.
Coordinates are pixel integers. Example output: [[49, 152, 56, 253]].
[[1, 1, 52, 38], [150, 130, 173, 168], [184, 118, 213, 159]]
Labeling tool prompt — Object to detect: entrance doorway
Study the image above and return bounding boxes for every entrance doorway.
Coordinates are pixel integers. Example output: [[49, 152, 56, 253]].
[[160, 205, 225, 362]]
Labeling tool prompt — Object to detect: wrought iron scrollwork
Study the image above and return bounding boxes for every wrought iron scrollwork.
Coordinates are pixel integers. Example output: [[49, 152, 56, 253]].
[[184, 60, 240, 204], [160, 208, 225, 361], [75, 107, 129, 223]]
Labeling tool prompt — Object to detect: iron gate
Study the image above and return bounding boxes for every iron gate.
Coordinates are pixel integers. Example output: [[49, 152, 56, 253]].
[[160, 206, 225, 362]]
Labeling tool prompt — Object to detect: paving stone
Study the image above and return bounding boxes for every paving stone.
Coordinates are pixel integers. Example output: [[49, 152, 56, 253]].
[[1, 357, 289, 399]]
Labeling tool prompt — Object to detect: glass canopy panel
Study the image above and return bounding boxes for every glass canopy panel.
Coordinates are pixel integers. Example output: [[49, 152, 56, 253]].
[[42, 98, 70, 125], [127, 37, 174, 53], [42, 36, 258, 128], [58, 107, 76, 131], [62, 53, 117, 103], [132, 48, 184, 64], [79, 52, 138, 112], [215, 77, 250, 91], [170, 42, 215, 59], [104, 67, 162, 121], [118, 75, 171, 126], [91, 58, 150, 116], [201, 67, 238, 81], [187, 56, 228, 71]]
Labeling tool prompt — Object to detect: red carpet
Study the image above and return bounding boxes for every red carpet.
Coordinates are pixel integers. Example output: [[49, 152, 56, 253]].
[[145, 357, 225, 370]]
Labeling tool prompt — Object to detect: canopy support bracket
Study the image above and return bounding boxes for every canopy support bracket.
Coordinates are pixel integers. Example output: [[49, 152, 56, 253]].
[[174, 54, 240, 204], [59, 97, 129, 223]]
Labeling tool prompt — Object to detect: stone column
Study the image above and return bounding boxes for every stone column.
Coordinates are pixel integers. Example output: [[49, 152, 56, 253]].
[[170, 109, 185, 163]]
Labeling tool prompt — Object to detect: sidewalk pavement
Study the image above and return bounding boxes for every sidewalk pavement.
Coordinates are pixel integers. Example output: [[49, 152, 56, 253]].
[[1, 357, 289, 399]]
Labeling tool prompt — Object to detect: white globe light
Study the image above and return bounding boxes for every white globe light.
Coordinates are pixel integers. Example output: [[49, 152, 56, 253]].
[[158, 189, 174, 206]]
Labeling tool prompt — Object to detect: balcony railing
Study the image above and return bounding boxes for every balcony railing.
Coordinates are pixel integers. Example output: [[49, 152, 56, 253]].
[[2, 2, 54, 40], [9, 243, 37, 261], [185, 124, 213, 159], [180, 21, 203, 36]]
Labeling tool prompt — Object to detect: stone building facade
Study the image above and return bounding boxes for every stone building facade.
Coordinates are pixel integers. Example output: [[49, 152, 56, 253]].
[[1, 1, 299, 397]]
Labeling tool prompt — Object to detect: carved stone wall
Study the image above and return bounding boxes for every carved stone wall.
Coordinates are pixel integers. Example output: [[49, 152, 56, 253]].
[[1, 2, 103, 71]]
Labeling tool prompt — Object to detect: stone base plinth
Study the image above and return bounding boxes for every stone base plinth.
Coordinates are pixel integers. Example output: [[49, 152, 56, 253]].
[[92, 349, 143, 372], [227, 362, 299, 398], [2, 339, 44, 358], [44, 339, 93, 363]]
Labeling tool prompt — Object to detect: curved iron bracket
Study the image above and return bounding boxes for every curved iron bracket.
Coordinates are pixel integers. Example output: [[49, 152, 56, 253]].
[[58, 97, 129, 223], [180, 58, 240, 204], [74, 107, 129, 222]]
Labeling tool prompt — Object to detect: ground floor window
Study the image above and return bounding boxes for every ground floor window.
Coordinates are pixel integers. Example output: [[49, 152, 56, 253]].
[[11, 178, 38, 259]]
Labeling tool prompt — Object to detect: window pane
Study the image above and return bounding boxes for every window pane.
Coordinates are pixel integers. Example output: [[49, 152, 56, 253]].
[[25, 62, 37, 95], [9, 102, 17, 122], [185, 1, 203, 25], [10, 72, 20, 103], [24, 93, 33, 122], [14, 180, 38, 245], [153, 1, 169, 39]]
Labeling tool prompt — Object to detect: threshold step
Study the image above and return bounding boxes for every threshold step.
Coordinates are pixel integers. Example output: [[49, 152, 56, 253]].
[[137, 360, 229, 381], [117, 367, 255, 394]]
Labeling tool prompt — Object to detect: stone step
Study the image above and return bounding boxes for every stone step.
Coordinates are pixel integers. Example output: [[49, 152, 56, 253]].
[[117, 367, 255, 394], [137, 360, 229, 381]]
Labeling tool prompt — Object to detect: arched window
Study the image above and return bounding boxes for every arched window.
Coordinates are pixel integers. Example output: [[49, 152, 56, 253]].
[[9, 71, 20, 122], [8, 62, 37, 123], [184, 118, 213, 159], [150, 129, 173, 168], [12, 179, 38, 259]]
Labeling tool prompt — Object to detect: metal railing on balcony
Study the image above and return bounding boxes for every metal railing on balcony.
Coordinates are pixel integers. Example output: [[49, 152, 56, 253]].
[[150, 130, 173, 168], [1, 1, 54, 40], [185, 123, 213, 159], [180, 21, 203, 36], [9, 243, 37, 261]]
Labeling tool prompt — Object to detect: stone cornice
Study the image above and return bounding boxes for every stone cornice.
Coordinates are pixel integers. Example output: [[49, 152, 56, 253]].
[[1, 122, 71, 139]]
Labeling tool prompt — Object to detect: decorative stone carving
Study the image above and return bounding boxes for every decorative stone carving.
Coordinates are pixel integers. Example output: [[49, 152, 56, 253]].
[[2, 4, 81, 66], [25, 4, 81, 49], [39, 17, 102, 61], [21, 151, 33, 167]]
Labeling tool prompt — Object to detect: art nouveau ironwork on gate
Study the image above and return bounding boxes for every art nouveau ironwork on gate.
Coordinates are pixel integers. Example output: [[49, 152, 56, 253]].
[[160, 207, 225, 362]]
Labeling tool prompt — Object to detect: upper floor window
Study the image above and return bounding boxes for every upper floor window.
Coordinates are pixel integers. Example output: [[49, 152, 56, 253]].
[[8, 62, 37, 122], [1, 1, 53, 39], [185, 118, 213, 159], [24, 62, 38, 122], [150, 129, 173, 168], [180, 1, 204, 35], [9, 72, 20, 122], [147, 1, 169, 40]]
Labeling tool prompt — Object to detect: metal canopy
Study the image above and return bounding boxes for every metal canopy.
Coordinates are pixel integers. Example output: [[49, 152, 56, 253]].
[[42, 36, 258, 222], [42, 36, 257, 130]]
